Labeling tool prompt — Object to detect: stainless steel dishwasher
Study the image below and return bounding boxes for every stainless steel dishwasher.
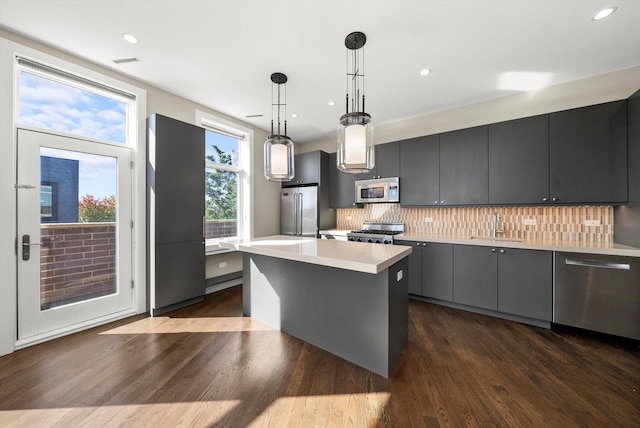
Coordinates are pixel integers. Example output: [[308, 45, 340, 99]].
[[554, 252, 640, 340]]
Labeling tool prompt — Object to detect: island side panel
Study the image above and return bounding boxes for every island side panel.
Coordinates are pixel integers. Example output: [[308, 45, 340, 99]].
[[388, 256, 409, 374], [242, 253, 408, 377]]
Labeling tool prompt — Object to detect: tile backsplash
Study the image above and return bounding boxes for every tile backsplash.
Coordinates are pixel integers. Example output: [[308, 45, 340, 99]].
[[337, 205, 614, 243]]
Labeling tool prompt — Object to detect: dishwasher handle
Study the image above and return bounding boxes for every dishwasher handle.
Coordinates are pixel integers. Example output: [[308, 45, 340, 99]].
[[565, 258, 630, 270]]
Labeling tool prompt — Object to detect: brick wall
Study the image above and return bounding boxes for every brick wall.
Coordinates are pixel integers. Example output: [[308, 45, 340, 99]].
[[40, 223, 116, 310], [205, 219, 237, 239]]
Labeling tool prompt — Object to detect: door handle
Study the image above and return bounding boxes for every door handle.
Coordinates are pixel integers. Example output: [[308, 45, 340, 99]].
[[22, 234, 42, 261]]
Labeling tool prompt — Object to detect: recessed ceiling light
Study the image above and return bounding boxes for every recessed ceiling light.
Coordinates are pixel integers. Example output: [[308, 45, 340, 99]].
[[328, 101, 336, 106], [122, 33, 138, 44], [592, 7, 617, 21], [419, 69, 431, 76], [291, 114, 298, 118]]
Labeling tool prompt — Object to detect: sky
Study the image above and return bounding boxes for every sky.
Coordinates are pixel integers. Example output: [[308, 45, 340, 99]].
[[20, 70, 123, 199], [19, 70, 127, 144]]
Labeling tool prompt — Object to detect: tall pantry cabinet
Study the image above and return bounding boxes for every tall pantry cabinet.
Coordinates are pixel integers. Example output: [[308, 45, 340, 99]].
[[147, 114, 205, 315]]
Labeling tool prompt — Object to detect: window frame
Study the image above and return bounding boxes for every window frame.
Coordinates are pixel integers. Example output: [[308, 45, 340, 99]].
[[16, 59, 136, 147], [197, 110, 253, 247]]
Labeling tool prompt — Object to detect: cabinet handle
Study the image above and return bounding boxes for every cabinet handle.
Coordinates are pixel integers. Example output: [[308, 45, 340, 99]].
[[416, 243, 421, 246], [491, 248, 496, 252], [542, 197, 548, 202], [434, 201, 439, 205], [422, 243, 427, 246], [552, 197, 558, 202], [440, 200, 445, 205], [499, 249, 505, 253]]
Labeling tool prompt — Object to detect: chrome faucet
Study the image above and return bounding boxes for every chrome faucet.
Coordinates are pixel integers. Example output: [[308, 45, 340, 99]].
[[492, 212, 503, 238]]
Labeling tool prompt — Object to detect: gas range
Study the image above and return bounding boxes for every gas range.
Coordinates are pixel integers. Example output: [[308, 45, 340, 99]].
[[347, 222, 404, 245]]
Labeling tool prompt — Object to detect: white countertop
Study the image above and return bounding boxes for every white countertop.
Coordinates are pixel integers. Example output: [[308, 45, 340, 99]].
[[396, 234, 640, 257], [219, 235, 412, 274]]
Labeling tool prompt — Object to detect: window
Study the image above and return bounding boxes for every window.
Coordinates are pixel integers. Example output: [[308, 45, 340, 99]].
[[198, 111, 252, 242], [17, 58, 134, 145]]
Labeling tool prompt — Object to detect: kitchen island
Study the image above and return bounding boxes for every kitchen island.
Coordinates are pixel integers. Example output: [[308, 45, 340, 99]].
[[220, 236, 411, 377]]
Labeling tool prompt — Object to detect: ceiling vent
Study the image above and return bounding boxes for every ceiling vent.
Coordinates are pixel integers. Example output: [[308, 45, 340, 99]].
[[112, 57, 139, 64]]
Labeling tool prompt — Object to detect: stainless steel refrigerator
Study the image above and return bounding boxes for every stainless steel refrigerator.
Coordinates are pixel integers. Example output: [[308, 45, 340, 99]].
[[281, 186, 320, 236]]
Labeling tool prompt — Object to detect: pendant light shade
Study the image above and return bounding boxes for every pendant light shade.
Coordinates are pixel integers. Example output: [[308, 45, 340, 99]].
[[264, 72, 295, 181], [337, 31, 375, 174]]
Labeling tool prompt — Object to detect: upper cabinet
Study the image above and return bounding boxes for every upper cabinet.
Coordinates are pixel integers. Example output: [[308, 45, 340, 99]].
[[549, 100, 627, 204], [629, 90, 640, 203], [489, 115, 550, 205], [439, 126, 489, 205], [284, 151, 322, 187], [399, 135, 440, 206], [356, 142, 400, 180], [329, 152, 360, 208]]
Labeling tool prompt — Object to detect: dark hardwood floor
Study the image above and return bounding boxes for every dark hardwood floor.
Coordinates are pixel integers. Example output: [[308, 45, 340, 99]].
[[1, 285, 638, 427]]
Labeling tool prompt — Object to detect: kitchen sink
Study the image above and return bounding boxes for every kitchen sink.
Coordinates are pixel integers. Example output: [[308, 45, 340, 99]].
[[470, 236, 523, 243]]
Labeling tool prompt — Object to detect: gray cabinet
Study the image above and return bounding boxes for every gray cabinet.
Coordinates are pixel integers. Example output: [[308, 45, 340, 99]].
[[398, 241, 423, 295], [399, 135, 440, 206], [396, 241, 453, 300], [356, 142, 400, 180], [489, 115, 549, 205], [628, 90, 640, 202], [549, 100, 627, 204], [329, 152, 359, 208], [147, 114, 205, 315], [497, 248, 552, 321], [285, 151, 321, 186], [439, 126, 489, 205], [453, 245, 497, 310], [453, 244, 552, 320], [421, 242, 453, 301]]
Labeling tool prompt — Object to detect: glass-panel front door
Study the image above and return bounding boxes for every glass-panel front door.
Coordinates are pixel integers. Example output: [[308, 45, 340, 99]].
[[17, 129, 133, 341]]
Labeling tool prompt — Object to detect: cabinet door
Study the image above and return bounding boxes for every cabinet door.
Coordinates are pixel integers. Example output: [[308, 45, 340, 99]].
[[396, 241, 423, 295], [329, 152, 358, 208], [629, 90, 640, 202], [549, 100, 627, 203], [421, 242, 453, 301], [497, 248, 552, 321], [439, 126, 489, 205], [355, 142, 400, 180], [453, 245, 497, 310], [288, 151, 321, 186], [400, 135, 439, 206], [151, 114, 205, 244], [489, 115, 549, 204], [376, 141, 400, 178]]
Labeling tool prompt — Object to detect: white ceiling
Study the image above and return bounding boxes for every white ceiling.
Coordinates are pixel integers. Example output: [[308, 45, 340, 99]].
[[1, 0, 640, 143]]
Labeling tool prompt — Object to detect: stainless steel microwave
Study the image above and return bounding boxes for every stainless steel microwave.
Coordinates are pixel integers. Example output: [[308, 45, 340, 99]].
[[355, 177, 400, 203]]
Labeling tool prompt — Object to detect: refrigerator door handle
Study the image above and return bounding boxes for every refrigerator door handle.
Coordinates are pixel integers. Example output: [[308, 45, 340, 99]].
[[298, 192, 304, 236], [294, 192, 299, 236]]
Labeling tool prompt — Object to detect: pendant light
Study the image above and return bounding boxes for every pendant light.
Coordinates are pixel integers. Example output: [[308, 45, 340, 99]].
[[264, 72, 295, 181], [337, 31, 374, 173]]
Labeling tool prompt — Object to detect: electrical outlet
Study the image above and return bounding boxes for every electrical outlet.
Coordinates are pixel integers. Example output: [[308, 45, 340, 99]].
[[523, 218, 537, 226], [219, 262, 227, 268], [424, 217, 434, 223], [585, 219, 601, 227], [397, 270, 403, 282]]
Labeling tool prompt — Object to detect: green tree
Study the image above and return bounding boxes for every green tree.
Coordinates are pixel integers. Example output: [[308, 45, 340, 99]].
[[206, 145, 237, 220], [78, 194, 116, 222]]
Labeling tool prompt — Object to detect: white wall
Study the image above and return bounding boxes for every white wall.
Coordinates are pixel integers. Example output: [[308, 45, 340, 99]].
[[0, 29, 280, 356], [300, 65, 640, 153]]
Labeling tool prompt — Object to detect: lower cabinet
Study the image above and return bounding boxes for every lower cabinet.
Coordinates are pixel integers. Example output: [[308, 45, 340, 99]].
[[453, 245, 498, 310], [396, 241, 453, 300], [453, 245, 552, 321]]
